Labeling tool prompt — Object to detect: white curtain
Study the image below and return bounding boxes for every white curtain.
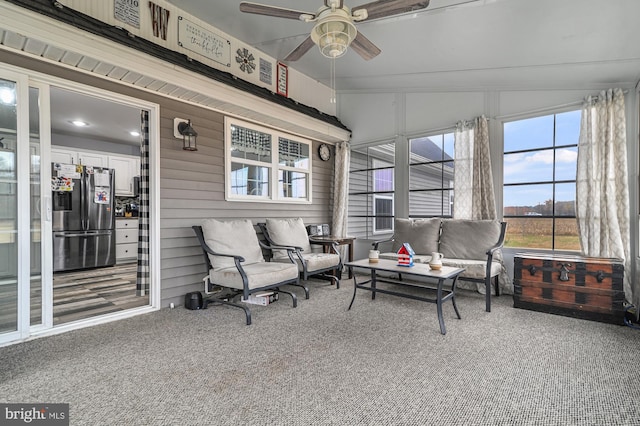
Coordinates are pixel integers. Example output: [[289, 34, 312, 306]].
[[332, 141, 350, 238], [454, 115, 496, 220], [453, 116, 508, 294], [576, 88, 631, 301]]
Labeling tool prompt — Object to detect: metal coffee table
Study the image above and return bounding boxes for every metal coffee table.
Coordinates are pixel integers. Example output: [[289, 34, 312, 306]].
[[346, 259, 464, 335]]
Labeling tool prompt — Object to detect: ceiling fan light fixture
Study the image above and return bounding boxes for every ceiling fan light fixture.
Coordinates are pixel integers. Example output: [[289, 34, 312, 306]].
[[311, 14, 357, 58], [240, 0, 432, 61]]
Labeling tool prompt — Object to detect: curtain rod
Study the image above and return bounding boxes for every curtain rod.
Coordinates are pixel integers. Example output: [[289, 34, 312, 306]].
[[357, 88, 629, 144], [405, 125, 455, 139], [406, 115, 490, 139], [493, 89, 629, 121]]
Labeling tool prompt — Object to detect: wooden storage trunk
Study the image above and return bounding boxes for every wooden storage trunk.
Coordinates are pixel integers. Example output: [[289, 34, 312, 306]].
[[513, 253, 625, 325]]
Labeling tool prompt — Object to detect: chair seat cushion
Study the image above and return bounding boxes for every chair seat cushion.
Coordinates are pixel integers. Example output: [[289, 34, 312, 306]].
[[209, 261, 299, 290], [378, 253, 501, 280], [440, 258, 502, 280], [272, 252, 340, 273]]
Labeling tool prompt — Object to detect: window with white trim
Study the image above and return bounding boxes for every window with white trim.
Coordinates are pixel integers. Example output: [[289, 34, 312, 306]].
[[225, 118, 311, 203]]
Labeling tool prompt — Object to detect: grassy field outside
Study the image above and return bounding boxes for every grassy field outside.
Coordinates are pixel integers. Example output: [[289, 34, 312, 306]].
[[504, 217, 581, 251]]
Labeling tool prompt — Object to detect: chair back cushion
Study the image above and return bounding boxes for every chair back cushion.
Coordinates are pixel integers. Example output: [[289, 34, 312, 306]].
[[265, 218, 312, 258], [439, 219, 502, 261], [201, 219, 264, 270], [391, 218, 441, 254]]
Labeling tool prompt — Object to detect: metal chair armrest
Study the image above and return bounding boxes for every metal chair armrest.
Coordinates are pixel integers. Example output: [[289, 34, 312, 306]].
[[372, 237, 394, 250]]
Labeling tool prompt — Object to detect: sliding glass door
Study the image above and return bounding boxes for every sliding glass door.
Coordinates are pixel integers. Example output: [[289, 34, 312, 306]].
[[0, 72, 45, 344], [0, 65, 158, 346], [28, 85, 48, 330], [0, 77, 19, 339]]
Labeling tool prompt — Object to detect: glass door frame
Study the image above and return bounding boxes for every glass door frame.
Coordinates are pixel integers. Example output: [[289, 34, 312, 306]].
[[0, 69, 30, 344], [0, 63, 161, 346], [29, 81, 53, 334]]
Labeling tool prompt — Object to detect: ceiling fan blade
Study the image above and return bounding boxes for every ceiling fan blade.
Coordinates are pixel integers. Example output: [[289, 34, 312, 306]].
[[239, 2, 315, 20], [353, 0, 430, 21], [283, 36, 316, 62], [324, 0, 344, 9], [350, 32, 382, 61]]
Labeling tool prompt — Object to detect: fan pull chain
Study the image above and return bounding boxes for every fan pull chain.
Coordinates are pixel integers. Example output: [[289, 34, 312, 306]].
[[330, 56, 337, 104]]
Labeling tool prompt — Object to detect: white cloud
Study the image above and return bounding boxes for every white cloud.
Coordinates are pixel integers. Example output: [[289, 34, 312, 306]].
[[556, 148, 578, 163], [504, 152, 525, 163]]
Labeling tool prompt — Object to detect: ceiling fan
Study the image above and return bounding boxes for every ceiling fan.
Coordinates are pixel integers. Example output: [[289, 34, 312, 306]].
[[239, 0, 430, 61]]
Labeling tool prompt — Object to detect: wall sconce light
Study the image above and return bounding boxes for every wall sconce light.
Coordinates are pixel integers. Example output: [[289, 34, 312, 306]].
[[174, 118, 198, 151]]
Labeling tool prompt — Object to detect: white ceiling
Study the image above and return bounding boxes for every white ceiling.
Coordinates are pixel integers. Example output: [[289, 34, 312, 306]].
[[9, 0, 640, 146], [48, 87, 141, 145], [166, 0, 640, 92]]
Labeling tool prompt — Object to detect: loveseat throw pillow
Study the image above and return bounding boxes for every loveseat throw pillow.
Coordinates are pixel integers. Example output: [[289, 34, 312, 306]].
[[439, 219, 501, 260], [391, 218, 441, 254]]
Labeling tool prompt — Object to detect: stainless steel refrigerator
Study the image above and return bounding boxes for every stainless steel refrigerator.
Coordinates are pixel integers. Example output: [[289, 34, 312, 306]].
[[52, 162, 116, 272]]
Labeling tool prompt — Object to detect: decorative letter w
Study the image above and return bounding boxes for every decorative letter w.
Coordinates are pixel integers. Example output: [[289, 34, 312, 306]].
[[149, 2, 170, 41]]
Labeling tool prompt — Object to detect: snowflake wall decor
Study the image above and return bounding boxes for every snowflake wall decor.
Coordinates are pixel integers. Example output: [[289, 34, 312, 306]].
[[236, 48, 256, 74]]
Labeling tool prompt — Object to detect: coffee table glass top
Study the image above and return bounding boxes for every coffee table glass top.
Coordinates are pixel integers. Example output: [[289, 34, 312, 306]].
[[346, 258, 464, 279]]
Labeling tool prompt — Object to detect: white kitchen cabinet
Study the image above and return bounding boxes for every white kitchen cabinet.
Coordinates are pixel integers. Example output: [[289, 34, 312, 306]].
[[108, 155, 139, 196], [51, 147, 107, 167], [52, 147, 139, 196], [116, 219, 138, 262], [78, 151, 107, 167], [51, 148, 76, 165]]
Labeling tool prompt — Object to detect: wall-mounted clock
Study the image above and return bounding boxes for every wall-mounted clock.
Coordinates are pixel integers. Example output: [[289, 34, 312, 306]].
[[318, 143, 331, 161]]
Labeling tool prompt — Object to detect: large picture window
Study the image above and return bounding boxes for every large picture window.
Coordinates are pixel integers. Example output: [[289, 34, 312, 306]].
[[225, 118, 311, 203], [409, 132, 454, 217], [503, 110, 580, 250], [348, 143, 395, 237]]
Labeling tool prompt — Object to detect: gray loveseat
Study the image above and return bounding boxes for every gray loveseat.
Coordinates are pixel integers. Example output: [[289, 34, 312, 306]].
[[373, 218, 508, 312]]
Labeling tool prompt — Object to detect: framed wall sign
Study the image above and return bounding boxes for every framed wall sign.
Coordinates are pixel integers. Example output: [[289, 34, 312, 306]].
[[277, 62, 288, 97], [178, 16, 231, 67], [260, 58, 272, 85], [114, 0, 140, 28]]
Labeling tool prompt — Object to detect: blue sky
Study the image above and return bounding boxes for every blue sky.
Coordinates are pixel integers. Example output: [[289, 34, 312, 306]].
[[503, 109, 581, 208]]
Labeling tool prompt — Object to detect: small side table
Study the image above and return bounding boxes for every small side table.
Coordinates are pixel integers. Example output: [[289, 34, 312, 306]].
[[309, 236, 356, 279]]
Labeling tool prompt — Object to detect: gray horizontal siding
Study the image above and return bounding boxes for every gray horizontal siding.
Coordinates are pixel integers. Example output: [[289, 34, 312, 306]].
[[159, 103, 335, 307], [409, 162, 453, 216], [348, 149, 395, 239], [6, 51, 337, 310]]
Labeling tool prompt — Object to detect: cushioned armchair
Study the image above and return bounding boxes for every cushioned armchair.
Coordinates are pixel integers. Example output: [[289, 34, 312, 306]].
[[258, 218, 342, 289], [192, 219, 309, 325]]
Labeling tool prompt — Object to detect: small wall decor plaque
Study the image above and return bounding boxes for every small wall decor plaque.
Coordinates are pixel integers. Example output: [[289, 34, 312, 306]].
[[260, 58, 272, 84], [114, 0, 140, 28], [149, 1, 170, 40], [236, 48, 256, 74], [178, 16, 231, 67], [277, 62, 288, 97]]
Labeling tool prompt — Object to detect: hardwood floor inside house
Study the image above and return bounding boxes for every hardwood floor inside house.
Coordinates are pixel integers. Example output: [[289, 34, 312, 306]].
[[0, 262, 149, 331], [51, 262, 149, 325]]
